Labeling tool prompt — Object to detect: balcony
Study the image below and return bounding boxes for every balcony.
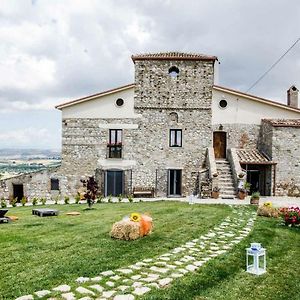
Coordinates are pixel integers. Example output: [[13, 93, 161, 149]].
[[107, 143, 122, 159]]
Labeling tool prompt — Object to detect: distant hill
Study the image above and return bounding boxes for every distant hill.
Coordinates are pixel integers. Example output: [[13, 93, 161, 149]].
[[0, 148, 61, 159]]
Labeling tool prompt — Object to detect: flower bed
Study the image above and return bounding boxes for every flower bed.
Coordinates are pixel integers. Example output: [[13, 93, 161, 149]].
[[279, 206, 300, 226]]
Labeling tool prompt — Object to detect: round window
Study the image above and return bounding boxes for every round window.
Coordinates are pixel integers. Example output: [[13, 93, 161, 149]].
[[116, 98, 124, 107], [219, 99, 228, 109]]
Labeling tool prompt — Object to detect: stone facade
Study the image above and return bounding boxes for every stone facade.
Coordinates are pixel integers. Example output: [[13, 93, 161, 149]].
[[1, 52, 300, 200], [133, 59, 214, 196], [260, 120, 300, 196]]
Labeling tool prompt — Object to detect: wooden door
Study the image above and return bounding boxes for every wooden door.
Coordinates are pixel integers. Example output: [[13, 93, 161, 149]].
[[213, 132, 227, 159]]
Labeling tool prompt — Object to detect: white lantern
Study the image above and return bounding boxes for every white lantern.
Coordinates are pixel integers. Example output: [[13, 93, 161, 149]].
[[246, 243, 266, 275]]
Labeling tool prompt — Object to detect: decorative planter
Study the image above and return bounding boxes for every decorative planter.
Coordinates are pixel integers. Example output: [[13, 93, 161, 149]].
[[238, 191, 247, 200], [250, 197, 259, 205], [211, 191, 220, 199]]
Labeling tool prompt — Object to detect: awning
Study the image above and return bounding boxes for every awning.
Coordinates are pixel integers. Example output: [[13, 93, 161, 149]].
[[236, 149, 276, 165]]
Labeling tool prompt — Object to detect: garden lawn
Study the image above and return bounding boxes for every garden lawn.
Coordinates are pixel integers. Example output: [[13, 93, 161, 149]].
[[143, 213, 300, 300], [0, 201, 231, 299]]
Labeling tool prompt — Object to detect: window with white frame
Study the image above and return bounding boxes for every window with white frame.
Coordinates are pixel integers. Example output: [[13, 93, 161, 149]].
[[170, 129, 182, 147]]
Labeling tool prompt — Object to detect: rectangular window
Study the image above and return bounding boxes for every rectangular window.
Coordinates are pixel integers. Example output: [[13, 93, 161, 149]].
[[51, 178, 59, 191], [108, 129, 122, 158], [170, 129, 182, 147]]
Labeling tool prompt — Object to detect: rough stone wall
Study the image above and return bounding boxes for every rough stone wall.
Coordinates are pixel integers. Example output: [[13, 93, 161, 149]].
[[271, 126, 300, 196], [60, 118, 142, 195], [133, 59, 215, 196], [0, 167, 64, 201], [212, 124, 261, 150]]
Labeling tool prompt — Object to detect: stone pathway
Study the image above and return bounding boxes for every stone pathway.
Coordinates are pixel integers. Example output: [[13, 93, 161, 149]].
[[16, 206, 256, 300]]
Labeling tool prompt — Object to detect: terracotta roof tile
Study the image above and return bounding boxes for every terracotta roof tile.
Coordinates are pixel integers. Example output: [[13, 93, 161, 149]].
[[236, 149, 274, 164], [131, 52, 217, 62], [262, 119, 300, 127]]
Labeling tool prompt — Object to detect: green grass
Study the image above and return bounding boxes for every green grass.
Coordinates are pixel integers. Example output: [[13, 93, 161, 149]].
[[1, 203, 299, 300], [0, 202, 230, 299], [143, 215, 300, 300]]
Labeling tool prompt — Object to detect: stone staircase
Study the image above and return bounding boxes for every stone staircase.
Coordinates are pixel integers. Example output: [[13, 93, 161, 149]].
[[216, 159, 236, 199]]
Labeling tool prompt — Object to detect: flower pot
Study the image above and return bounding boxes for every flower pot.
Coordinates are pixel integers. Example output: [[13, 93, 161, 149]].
[[238, 191, 247, 200], [211, 191, 220, 199], [250, 197, 259, 205]]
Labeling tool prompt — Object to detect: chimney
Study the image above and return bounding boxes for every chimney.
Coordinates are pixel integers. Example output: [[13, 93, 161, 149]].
[[287, 85, 299, 108]]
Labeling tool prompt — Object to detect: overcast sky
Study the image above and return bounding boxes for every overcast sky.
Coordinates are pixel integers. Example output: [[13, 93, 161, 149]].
[[0, 0, 299, 150]]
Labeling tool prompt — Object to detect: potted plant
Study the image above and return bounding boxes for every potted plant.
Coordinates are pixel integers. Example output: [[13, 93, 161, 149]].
[[250, 191, 260, 205], [211, 186, 220, 199], [237, 182, 251, 200]]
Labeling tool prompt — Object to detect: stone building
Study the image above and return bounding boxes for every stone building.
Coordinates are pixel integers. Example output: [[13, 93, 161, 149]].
[[1, 52, 300, 200]]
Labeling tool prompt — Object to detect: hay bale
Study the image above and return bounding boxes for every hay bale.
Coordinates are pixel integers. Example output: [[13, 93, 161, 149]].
[[257, 206, 279, 218], [111, 220, 140, 240]]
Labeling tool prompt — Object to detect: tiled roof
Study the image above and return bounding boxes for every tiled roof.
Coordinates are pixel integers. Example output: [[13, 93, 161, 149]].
[[131, 52, 217, 62], [262, 119, 300, 127], [236, 149, 274, 164]]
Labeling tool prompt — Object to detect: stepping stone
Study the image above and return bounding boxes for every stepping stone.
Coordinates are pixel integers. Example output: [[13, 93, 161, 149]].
[[142, 276, 158, 282], [15, 296, 34, 300], [122, 279, 130, 283], [62, 293, 76, 300], [78, 297, 93, 300], [143, 258, 153, 262], [91, 276, 102, 282], [106, 281, 115, 287], [177, 268, 189, 274], [155, 261, 167, 266], [161, 253, 172, 257], [89, 284, 104, 293], [192, 239, 199, 242], [131, 274, 141, 280], [130, 265, 141, 270], [132, 281, 143, 288], [174, 261, 183, 266], [165, 264, 176, 269], [135, 262, 148, 266], [35, 290, 51, 298], [117, 285, 129, 292], [158, 278, 173, 287], [76, 277, 90, 283], [102, 291, 117, 298], [101, 270, 114, 276], [171, 273, 184, 278], [113, 295, 134, 300], [110, 275, 121, 281], [76, 287, 95, 296], [53, 285, 71, 292], [133, 286, 151, 296], [159, 256, 170, 261], [148, 282, 159, 289], [193, 261, 204, 267], [186, 264, 198, 271], [150, 266, 169, 274], [118, 268, 133, 274]]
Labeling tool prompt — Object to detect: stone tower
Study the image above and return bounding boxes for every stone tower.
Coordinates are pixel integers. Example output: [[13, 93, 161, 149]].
[[131, 52, 217, 196]]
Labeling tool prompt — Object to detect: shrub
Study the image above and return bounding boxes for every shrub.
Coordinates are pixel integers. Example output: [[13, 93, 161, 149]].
[[10, 197, 18, 207], [251, 192, 260, 199], [127, 194, 133, 203], [96, 195, 104, 204], [32, 197, 38, 206], [118, 194, 123, 203], [21, 196, 27, 207], [64, 196, 70, 205], [54, 195, 60, 205], [0, 197, 7, 208], [107, 195, 112, 203], [74, 194, 81, 204], [40, 198, 47, 205], [279, 206, 300, 226], [81, 177, 99, 208]]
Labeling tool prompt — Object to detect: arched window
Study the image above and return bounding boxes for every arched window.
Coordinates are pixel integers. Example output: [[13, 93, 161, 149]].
[[168, 66, 179, 78]]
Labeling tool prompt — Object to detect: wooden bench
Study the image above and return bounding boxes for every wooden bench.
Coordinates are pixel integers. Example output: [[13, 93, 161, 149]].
[[133, 187, 154, 198]]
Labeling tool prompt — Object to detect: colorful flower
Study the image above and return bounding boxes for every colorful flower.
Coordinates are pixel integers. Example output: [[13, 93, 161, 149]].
[[130, 212, 141, 222], [263, 201, 272, 207]]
